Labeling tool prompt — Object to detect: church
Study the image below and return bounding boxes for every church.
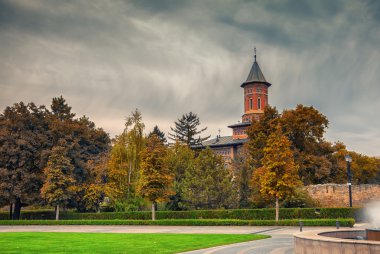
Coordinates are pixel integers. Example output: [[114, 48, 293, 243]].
[[199, 49, 272, 165]]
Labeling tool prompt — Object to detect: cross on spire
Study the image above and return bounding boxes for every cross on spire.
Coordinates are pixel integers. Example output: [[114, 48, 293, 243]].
[[254, 46, 257, 62]]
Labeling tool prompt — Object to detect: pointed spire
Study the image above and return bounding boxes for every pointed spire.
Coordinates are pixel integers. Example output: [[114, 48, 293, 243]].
[[241, 47, 272, 87]]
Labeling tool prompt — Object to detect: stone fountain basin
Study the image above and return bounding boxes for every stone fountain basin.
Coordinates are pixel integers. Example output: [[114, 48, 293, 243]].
[[367, 228, 380, 241], [294, 229, 380, 254]]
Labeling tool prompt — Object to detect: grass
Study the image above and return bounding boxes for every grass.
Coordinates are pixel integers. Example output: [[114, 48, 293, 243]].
[[0, 232, 269, 254]]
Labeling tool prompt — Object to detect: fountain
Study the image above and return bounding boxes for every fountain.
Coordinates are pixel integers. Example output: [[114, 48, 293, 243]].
[[294, 201, 380, 254]]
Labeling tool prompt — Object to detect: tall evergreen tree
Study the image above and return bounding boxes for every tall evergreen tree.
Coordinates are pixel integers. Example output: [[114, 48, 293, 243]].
[[168, 112, 210, 146], [148, 125, 167, 144]]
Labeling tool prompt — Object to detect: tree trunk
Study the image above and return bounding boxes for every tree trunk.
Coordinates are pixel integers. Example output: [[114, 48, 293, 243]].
[[12, 197, 21, 220], [151, 202, 156, 221], [9, 203, 13, 220], [275, 198, 279, 222], [55, 204, 60, 221]]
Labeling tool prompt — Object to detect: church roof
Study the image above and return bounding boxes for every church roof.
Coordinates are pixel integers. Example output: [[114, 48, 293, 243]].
[[194, 136, 248, 148], [241, 49, 271, 87]]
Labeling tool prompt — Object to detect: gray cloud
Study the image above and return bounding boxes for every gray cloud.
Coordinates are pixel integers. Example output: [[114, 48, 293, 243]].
[[0, 0, 379, 156]]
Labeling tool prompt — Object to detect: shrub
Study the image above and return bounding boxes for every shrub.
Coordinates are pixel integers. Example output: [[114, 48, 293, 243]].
[[0, 218, 355, 227], [0, 208, 363, 221]]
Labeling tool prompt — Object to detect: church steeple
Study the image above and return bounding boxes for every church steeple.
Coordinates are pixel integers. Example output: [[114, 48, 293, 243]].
[[241, 48, 271, 123], [241, 48, 271, 87]]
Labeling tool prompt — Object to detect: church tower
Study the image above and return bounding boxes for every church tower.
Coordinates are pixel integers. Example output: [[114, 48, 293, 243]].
[[228, 48, 272, 140], [241, 48, 271, 123]]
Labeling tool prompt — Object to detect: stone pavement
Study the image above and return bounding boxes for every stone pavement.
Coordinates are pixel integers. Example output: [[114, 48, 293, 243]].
[[0, 225, 365, 254]]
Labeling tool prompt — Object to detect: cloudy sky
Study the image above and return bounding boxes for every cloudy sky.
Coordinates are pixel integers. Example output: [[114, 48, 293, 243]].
[[0, 0, 379, 156]]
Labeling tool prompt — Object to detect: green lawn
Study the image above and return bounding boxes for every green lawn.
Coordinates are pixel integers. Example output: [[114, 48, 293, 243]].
[[0, 232, 269, 254]]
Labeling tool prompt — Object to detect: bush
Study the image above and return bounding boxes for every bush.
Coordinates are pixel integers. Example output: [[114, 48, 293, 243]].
[[0, 208, 363, 221], [281, 188, 319, 208], [0, 218, 355, 227]]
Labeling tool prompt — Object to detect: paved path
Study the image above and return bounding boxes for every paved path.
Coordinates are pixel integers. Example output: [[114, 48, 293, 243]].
[[0, 225, 365, 254], [182, 225, 368, 254]]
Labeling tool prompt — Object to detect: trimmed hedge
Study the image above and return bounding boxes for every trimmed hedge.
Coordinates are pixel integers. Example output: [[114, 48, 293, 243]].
[[0, 208, 363, 221], [0, 218, 355, 227]]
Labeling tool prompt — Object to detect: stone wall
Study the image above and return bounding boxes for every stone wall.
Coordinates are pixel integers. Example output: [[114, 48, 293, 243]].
[[305, 184, 380, 207]]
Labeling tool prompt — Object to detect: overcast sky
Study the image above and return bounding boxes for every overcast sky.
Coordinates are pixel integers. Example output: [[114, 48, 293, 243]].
[[1, 0, 379, 156]]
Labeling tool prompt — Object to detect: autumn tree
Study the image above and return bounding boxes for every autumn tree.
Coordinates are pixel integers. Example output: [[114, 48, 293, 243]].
[[181, 148, 237, 209], [105, 109, 145, 206], [246, 106, 280, 169], [0, 102, 50, 219], [149, 125, 167, 144], [138, 135, 173, 220], [329, 143, 380, 184], [168, 112, 210, 146], [48, 97, 110, 211], [83, 153, 109, 212], [165, 141, 195, 210], [252, 128, 301, 221], [41, 146, 75, 220], [280, 104, 330, 184]]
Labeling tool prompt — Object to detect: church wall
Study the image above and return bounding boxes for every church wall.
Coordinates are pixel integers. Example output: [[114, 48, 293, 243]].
[[305, 184, 380, 207]]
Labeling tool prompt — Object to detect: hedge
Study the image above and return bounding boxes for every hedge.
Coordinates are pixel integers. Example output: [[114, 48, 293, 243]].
[[0, 208, 363, 221], [0, 218, 355, 227]]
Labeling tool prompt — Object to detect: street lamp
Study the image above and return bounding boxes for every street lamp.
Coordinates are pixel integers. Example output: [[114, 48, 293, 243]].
[[345, 154, 353, 207]]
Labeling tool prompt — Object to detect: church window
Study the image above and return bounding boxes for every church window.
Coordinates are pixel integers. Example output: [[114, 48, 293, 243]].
[[249, 98, 253, 109], [258, 98, 261, 109]]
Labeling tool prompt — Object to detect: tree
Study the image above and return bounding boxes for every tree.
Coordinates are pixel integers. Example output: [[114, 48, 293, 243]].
[[83, 153, 109, 212], [149, 125, 167, 144], [231, 147, 253, 208], [252, 128, 301, 221], [0, 102, 50, 219], [181, 148, 237, 209], [138, 135, 173, 220], [246, 106, 280, 169], [280, 105, 330, 184], [105, 109, 145, 205], [168, 112, 210, 146], [48, 97, 111, 211], [41, 146, 75, 220], [165, 141, 195, 210]]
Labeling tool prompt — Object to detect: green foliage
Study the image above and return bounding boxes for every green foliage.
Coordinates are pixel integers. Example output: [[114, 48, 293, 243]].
[[0, 218, 355, 227], [232, 147, 254, 208], [165, 142, 195, 210], [181, 148, 237, 209], [0, 207, 363, 221], [168, 112, 210, 145], [281, 188, 320, 208], [113, 197, 148, 212]]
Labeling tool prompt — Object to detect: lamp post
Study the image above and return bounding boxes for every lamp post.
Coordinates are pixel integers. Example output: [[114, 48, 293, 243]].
[[345, 154, 353, 207]]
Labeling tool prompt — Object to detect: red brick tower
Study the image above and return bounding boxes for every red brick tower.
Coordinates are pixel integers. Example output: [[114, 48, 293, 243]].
[[229, 48, 271, 140], [241, 48, 271, 123]]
